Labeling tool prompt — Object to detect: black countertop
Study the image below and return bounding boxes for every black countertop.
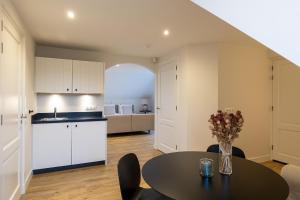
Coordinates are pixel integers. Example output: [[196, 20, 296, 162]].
[[32, 112, 107, 124]]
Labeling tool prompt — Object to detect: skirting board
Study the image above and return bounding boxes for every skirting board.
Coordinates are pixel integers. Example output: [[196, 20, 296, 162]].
[[248, 154, 271, 163], [33, 161, 105, 174], [20, 171, 32, 194], [10, 185, 20, 200], [25, 171, 32, 192]]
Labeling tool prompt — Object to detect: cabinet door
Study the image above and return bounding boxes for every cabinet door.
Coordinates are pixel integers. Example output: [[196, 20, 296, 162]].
[[71, 121, 107, 165], [35, 57, 73, 93], [72, 60, 104, 94], [33, 123, 72, 169]]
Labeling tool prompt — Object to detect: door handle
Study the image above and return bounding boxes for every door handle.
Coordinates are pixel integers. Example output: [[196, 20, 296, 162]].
[[156, 107, 161, 110], [0, 114, 3, 126], [21, 114, 27, 119]]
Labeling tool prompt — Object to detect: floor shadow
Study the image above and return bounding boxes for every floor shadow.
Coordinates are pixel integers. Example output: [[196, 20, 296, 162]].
[[108, 131, 153, 137]]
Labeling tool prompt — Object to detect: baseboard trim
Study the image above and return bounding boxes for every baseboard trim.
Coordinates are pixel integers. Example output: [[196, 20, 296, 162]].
[[33, 160, 105, 174], [20, 171, 32, 194], [25, 171, 32, 191], [248, 154, 271, 163], [10, 185, 20, 200]]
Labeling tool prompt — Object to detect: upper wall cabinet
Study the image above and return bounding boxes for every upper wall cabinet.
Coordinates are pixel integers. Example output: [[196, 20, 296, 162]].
[[35, 57, 105, 94], [73, 60, 104, 94], [36, 57, 73, 93]]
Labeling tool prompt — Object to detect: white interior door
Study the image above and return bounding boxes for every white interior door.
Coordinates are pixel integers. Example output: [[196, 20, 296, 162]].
[[0, 14, 22, 200], [273, 60, 300, 165], [157, 61, 178, 153]]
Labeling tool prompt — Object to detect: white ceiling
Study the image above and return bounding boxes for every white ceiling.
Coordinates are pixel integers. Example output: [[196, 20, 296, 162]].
[[12, 0, 249, 57]]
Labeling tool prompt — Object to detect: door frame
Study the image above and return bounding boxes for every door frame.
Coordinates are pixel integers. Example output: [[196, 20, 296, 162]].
[[20, 34, 31, 194], [154, 57, 180, 152]]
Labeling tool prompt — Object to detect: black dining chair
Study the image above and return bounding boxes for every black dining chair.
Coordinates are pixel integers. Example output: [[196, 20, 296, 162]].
[[207, 144, 246, 158], [117, 153, 171, 200]]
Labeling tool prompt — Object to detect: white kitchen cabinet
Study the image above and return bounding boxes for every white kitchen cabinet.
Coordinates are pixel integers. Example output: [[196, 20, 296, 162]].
[[35, 57, 104, 94], [35, 57, 73, 93], [33, 121, 107, 170], [33, 123, 72, 169], [71, 121, 107, 165], [72, 60, 104, 94]]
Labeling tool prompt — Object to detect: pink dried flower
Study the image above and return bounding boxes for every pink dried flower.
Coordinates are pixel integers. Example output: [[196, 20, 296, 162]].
[[208, 110, 244, 143]]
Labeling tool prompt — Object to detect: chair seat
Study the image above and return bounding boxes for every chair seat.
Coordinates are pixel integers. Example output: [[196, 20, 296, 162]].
[[132, 188, 172, 200]]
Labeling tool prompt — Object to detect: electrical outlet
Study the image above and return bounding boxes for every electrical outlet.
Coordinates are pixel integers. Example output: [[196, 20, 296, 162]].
[[86, 106, 96, 111]]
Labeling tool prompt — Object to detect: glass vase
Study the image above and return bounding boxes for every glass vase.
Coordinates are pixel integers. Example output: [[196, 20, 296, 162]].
[[219, 141, 232, 175]]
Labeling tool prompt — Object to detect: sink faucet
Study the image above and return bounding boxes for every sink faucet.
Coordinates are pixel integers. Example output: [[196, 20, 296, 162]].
[[54, 107, 57, 118]]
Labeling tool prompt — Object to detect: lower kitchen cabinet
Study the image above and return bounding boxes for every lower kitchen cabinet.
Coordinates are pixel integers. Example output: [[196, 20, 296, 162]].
[[32, 121, 107, 171], [71, 122, 106, 165], [33, 123, 72, 170]]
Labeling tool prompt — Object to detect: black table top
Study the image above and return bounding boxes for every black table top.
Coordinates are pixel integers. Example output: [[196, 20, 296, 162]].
[[142, 152, 289, 200]]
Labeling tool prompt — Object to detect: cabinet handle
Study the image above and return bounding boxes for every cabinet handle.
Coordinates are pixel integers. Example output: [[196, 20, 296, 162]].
[[74, 89, 78, 92], [67, 88, 69, 92], [67, 125, 69, 128], [0, 114, 3, 126], [75, 124, 78, 128]]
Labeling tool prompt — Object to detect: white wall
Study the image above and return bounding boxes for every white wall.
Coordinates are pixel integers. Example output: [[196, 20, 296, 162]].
[[191, 0, 300, 67], [104, 64, 155, 112], [37, 94, 104, 113], [218, 43, 272, 162]]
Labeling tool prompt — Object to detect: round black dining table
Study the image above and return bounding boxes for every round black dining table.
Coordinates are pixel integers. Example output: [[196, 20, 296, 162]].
[[142, 152, 289, 200]]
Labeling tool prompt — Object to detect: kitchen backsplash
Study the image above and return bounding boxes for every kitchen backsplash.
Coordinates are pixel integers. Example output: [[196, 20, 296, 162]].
[[37, 94, 104, 113]]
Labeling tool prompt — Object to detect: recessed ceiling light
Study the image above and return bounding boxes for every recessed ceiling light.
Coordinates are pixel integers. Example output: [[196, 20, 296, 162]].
[[163, 29, 170, 36], [67, 10, 75, 19]]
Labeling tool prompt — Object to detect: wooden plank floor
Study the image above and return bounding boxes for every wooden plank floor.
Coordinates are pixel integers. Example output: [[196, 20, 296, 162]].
[[21, 132, 284, 200]]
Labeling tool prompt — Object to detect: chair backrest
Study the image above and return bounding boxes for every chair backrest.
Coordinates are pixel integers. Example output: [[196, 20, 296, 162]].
[[118, 153, 141, 200], [119, 104, 134, 115], [207, 144, 246, 158], [104, 104, 116, 116], [281, 164, 300, 200]]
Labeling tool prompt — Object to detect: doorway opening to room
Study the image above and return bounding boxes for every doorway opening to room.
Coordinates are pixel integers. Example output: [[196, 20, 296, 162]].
[[104, 63, 155, 141]]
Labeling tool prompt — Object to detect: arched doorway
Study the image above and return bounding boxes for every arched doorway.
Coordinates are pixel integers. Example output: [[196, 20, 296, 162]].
[[103, 63, 156, 140]]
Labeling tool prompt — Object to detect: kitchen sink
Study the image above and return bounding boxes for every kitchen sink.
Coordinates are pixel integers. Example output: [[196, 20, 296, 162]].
[[40, 117, 68, 121]]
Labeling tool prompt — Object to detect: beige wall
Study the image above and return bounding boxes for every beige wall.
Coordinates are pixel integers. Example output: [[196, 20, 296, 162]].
[[158, 42, 272, 162], [218, 43, 272, 161], [184, 45, 219, 151]]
